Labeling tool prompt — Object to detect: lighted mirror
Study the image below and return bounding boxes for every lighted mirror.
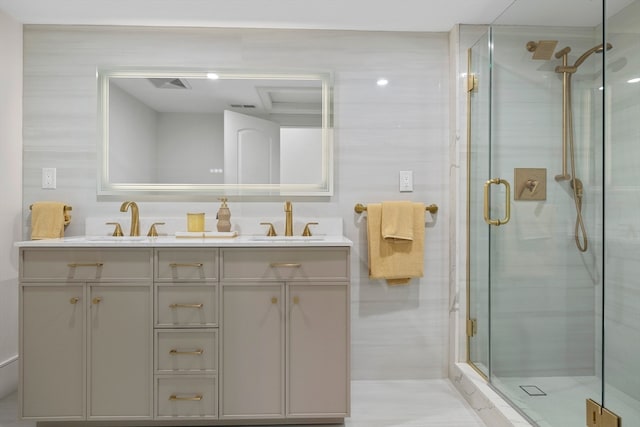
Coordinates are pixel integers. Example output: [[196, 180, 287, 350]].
[[98, 68, 333, 197]]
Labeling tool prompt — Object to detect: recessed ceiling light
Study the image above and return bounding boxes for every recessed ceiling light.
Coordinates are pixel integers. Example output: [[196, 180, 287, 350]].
[[627, 77, 640, 83], [377, 78, 389, 86], [207, 73, 220, 80]]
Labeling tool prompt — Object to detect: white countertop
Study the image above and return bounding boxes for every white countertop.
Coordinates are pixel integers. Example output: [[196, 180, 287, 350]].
[[15, 234, 353, 248]]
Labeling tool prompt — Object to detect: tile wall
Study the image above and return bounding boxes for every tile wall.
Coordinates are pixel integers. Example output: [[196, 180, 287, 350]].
[[22, 25, 451, 380]]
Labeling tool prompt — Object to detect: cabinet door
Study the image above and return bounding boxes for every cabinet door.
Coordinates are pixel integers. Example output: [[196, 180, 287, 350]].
[[88, 284, 152, 418], [220, 284, 284, 419], [21, 285, 85, 419], [287, 283, 349, 417]]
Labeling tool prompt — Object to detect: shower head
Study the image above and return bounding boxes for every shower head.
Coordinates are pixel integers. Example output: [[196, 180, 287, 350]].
[[573, 43, 614, 68], [596, 42, 614, 53], [526, 40, 559, 60]]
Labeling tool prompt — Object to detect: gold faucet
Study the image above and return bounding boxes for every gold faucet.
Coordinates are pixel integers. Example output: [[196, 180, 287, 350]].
[[120, 201, 140, 236], [284, 201, 293, 236]]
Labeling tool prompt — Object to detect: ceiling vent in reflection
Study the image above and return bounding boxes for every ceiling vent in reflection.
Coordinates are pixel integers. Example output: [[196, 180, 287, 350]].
[[229, 104, 256, 109], [256, 86, 322, 115], [147, 78, 192, 89]]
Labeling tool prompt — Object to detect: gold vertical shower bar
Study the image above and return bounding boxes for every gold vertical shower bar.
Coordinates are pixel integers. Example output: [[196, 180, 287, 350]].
[[555, 47, 572, 181], [561, 54, 568, 179]]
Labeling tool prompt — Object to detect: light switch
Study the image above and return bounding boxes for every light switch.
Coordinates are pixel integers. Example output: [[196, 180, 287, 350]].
[[42, 168, 56, 189], [399, 170, 413, 192]]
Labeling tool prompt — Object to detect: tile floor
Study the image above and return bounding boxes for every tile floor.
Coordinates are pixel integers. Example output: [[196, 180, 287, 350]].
[[0, 380, 487, 427]]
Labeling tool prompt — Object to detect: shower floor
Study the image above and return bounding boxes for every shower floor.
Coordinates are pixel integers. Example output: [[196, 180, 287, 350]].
[[493, 375, 640, 427]]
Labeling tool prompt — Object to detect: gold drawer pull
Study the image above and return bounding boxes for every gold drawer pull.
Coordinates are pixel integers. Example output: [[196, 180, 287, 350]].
[[68, 263, 104, 268], [169, 394, 203, 402], [271, 297, 278, 304], [169, 263, 203, 268], [270, 263, 301, 268], [69, 297, 80, 304], [169, 303, 204, 309], [293, 296, 300, 305], [170, 349, 204, 356], [92, 297, 102, 305]]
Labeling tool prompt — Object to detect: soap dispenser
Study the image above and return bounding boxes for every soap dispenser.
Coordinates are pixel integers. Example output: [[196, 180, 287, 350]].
[[216, 197, 231, 232]]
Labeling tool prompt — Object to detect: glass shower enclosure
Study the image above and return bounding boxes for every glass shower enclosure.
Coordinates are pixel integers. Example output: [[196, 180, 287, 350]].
[[467, 0, 640, 426]]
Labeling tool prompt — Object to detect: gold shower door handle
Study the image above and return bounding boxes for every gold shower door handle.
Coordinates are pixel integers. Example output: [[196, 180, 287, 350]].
[[483, 178, 511, 226]]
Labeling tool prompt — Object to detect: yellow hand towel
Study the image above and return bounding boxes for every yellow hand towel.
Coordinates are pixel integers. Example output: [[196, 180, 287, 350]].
[[381, 201, 414, 241], [31, 201, 67, 240], [367, 202, 425, 285]]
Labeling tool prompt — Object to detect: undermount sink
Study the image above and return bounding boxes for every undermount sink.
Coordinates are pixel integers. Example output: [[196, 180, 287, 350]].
[[248, 236, 325, 242], [81, 236, 150, 242]]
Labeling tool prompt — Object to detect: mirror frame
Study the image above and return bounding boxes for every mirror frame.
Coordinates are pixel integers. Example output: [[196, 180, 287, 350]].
[[97, 67, 333, 198]]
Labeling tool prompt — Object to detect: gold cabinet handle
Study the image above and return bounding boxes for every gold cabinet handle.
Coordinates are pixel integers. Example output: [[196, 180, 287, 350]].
[[170, 349, 204, 356], [483, 178, 511, 226], [68, 263, 104, 268], [92, 297, 102, 305], [169, 394, 203, 401], [169, 303, 204, 309], [169, 263, 203, 268], [293, 296, 300, 304], [69, 297, 80, 304], [271, 297, 278, 304], [270, 263, 301, 268]]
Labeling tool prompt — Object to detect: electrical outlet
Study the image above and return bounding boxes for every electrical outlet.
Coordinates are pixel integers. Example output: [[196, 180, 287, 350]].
[[399, 170, 413, 192], [42, 168, 56, 189]]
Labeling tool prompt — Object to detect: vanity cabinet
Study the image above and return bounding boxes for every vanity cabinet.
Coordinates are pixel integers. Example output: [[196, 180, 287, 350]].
[[88, 283, 152, 418], [19, 248, 153, 420], [220, 248, 350, 420], [19, 243, 350, 425], [220, 283, 285, 419], [153, 248, 219, 420], [21, 284, 85, 419], [287, 283, 349, 416]]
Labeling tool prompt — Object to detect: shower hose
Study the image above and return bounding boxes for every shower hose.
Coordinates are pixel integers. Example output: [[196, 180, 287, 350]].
[[566, 75, 589, 252]]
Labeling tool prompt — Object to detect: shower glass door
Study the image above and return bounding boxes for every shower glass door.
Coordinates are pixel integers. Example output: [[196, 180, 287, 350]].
[[466, 7, 610, 424], [603, 1, 640, 424], [491, 23, 605, 426], [468, 0, 640, 425]]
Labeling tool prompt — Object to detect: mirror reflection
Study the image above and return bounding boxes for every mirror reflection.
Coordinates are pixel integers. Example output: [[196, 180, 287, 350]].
[[98, 69, 332, 196]]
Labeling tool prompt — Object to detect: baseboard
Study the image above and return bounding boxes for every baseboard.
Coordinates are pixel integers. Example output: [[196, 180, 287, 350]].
[[0, 355, 18, 400]]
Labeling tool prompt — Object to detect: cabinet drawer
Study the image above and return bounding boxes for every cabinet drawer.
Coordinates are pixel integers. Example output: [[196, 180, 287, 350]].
[[156, 285, 217, 327], [156, 249, 218, 281], [221, 248, 349, 281], [21, 248, 152, 281], [156, 376, 217, 418], [156, 330, 218, 373]]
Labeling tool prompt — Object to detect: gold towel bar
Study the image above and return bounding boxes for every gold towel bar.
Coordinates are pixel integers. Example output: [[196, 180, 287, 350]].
[[29, 204, 72, 211], [354, 203, 438, 214]]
